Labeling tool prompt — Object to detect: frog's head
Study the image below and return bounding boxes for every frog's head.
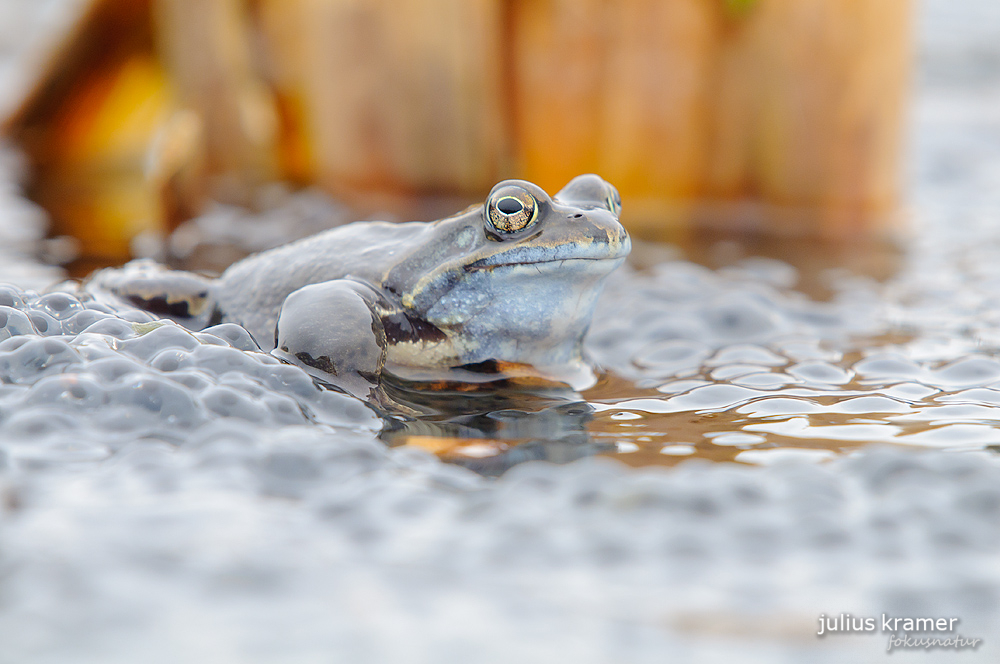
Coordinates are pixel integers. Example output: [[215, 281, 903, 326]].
[[385, 175, 630, 389]]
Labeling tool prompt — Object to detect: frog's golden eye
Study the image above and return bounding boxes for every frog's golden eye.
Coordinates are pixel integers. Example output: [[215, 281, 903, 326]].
[[487, 186, 538, 234]]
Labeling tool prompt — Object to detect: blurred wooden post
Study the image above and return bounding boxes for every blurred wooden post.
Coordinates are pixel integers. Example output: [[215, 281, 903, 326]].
[[510, 0, 911, 240], [3, 0, 913, 264], [256, 0, 508, 204], [511, 0, 719, 233], [152, 0, 279, 199], [722, 0, 912, 238], [3, 0, 169, 262]]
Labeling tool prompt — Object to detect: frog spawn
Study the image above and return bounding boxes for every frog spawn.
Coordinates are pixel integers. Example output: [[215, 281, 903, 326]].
[[0, 285, 379, 469], [0, 284, 998, 662], [2, 420, 1000, 662], [585, 260, 882, 386], [581, 255, 1000, 463]]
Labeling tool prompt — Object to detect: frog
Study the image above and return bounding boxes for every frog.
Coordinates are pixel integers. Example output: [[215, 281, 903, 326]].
[[88, 175, 631, 400]]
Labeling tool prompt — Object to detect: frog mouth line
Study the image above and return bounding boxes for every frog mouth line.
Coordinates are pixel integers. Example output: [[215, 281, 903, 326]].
[[464, 257, 622, 272]]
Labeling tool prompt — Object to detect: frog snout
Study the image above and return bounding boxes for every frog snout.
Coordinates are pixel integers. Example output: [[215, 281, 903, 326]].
[[600, 218, 631, 260], [561, 207, 631, 261]]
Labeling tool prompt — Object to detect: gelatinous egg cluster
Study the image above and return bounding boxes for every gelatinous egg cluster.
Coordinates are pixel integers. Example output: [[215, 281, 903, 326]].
[[1, 280, 999, 662], [584, 260, 1000, 462], [0, 285, 380, 468]]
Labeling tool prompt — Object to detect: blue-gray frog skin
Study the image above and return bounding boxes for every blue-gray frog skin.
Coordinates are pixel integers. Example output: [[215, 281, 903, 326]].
[[90, 175, 631, 399]]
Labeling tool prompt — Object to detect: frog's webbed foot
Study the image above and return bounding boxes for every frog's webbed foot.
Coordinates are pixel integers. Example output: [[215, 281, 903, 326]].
[[271, 280, 388, 400], [86, 259, 219, 329]]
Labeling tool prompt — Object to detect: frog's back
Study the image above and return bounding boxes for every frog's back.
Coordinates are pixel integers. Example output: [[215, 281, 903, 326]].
[[214, 220, 424, 347]]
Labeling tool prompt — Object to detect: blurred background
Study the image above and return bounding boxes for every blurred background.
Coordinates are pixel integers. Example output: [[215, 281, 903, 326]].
[[5, 2, 1000, 663], [1, 0, 911, 270]]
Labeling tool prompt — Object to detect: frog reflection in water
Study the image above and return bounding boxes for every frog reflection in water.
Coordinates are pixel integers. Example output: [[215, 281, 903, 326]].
[[90, 175, 630, 402]]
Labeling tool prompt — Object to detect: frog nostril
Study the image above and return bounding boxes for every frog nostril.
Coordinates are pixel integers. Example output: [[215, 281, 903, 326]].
[[570, 213, 584, 219]]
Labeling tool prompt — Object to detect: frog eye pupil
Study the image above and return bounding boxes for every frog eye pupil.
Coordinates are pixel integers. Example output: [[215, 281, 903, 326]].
[[498, 198, 522, 215], [487, 186, 538, 234]]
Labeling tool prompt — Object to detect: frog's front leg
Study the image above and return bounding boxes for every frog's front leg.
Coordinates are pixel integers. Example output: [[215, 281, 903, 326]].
[[271, 279, 388, 399]]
